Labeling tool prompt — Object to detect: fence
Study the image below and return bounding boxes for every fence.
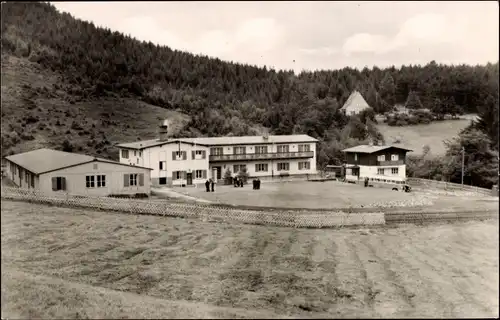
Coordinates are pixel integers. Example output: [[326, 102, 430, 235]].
[[406, 178, 493, 196], [0, 187, 386, 228]]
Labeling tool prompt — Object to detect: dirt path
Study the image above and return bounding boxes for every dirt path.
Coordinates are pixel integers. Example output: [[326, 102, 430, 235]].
[[2, 201, 498, 318]]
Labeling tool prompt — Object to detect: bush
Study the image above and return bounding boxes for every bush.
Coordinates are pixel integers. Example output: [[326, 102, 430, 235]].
[[395, 119, 408, 126], [21, 133, 35, 141], [408, 116, 418, 125], [224, 168, 233, 185], [237, 166, 249, 184], [62, 140, 73, 152]]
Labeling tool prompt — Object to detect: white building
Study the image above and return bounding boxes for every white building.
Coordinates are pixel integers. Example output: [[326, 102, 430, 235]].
[[342, 145, 412, 183], [340, 90, 372, 116], [4, 148, 152, 196], [117, 121, 318, 187]]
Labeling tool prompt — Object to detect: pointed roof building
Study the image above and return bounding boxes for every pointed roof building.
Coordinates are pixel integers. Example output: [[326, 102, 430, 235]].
[[340, 90, 372, 116]]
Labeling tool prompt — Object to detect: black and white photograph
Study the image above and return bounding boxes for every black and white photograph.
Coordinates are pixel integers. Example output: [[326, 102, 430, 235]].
[[1, 1, 499, 318]]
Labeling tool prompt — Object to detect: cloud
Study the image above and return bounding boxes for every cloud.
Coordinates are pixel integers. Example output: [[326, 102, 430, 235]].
[[51, 2, 499, 71]]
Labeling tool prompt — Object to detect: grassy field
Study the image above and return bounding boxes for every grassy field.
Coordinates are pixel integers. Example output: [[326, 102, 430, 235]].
[[2, 200, 498, 318], [174, 180, 499, 211], [376, 117, 475, 156]]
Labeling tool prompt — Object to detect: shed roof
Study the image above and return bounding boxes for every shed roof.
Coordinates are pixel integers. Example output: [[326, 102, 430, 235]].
[[342, 145, 413, 153], [5, 148, 151, 174], [117, 134, 319, 150]]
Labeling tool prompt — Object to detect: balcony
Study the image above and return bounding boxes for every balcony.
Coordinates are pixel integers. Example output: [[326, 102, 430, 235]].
[[209, 151, 314, 162], [377, 160, 405, 166]]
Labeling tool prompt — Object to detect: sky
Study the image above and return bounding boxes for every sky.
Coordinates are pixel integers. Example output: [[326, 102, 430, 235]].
[[52, 1, 499, 73]]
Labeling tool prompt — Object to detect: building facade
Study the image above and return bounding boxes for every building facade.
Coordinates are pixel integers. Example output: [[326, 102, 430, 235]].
[[117, 127, 318, 187], [342, 145, 412, 184], [4, 148, 152, 196]]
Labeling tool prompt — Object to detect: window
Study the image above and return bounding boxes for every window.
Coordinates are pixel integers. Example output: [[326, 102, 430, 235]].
[[255, 163, 268, 172], [97, 175, 106, 187], [233, 146, 246, 155], [195, 170, 203, 179], [277, 145, 289, 153], [159, 161, 166, 170], [298, 144, 311, 152], [210, 147, 223, 156], [129, 174, 138, 186], [121, 149, 129, 159], [19, 168, 23, 179], [159, 177, 167, 185], [195, 150, 203, 155], [377, 155, 386, 162], [233, 164, 246, 173], [124, 173, 143, 186], [86, 175, 95, 188], [298, 162, 310, 170], [377, 168, 385, 175], [93, 163, 98, 170], [134, 150, 137, 156], [172, 171, 185, 180], [52, 177, 66, 191], [173, 151, 186, 160], [391, 154, 399, 161], [31, 174, 35, 188], [354, 153, 358, 161], [139, 151, 142, 157], [255, 146, 268, 154], [25, 171, 29, 183], [136, 158, 139, 164], [277, 162, 290, 171], [391, 168, 399, 175]]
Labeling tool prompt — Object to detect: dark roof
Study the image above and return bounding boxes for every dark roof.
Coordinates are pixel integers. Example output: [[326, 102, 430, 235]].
[[5, 148, 152, 174], [342, 145, 413, 153]]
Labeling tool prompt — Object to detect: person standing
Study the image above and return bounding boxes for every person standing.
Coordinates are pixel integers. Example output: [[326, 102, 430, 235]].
[[211, 179, 215, 192], [205, 179, 210, 192]]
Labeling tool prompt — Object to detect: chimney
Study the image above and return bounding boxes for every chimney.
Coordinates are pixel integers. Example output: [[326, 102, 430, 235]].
[[159, 119, 169, 142], [263, 131, 269, 140]]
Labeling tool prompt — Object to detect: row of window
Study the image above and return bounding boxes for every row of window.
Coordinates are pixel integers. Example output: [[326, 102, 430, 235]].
[[377, 168, 399, 175], [121, 150, 142, 159], [52, 173, 145, 191], [353, 154, 399, 162], [10, 163, 35, 188], [172, 170, 207, 180], [211, 144, 311, 156], [255, 161, 311, 172]]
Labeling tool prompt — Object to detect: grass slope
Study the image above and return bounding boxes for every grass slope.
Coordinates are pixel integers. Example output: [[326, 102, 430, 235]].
[[1, 55, 190, 160], [376, 117, 475, 156], [2, 200, 498, 318]]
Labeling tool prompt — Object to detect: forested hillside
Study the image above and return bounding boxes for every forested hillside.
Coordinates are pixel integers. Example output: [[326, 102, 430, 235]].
[[1, 1, 498, 187]]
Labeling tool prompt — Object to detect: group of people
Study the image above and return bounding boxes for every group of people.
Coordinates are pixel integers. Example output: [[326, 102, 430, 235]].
[[252, 178, 261, 190], [205, 178, 215, 192], [233, 176, 244, 188]]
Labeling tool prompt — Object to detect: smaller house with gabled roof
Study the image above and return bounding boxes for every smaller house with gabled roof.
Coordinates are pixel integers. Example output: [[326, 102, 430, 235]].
[[4, 148, 152, 197], [342, 144, 412, 183], [340, 90, 372, 116]]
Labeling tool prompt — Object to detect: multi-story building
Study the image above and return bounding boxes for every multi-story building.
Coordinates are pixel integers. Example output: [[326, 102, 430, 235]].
[[342, 145, 412, 184], [116, 121, 318, 187]]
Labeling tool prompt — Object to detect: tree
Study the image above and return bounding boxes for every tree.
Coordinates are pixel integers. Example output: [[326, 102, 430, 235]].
[[62, 139, 74, 152], [379, 73, 396, 110], [443, 129, 499, 188], [405, 91, 424, 110]]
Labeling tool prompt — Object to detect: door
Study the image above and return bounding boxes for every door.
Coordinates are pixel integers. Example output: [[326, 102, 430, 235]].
[[186, 172, 193, 185], [212, 166, 222, 180]]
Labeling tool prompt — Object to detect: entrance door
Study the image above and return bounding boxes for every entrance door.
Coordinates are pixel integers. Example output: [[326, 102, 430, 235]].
[[212, 166, 222, 181], [186, 172, 193, 185]]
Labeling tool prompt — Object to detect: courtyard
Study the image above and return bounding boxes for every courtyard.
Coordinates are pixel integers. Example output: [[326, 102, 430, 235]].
[[172, 180, 499, 211]]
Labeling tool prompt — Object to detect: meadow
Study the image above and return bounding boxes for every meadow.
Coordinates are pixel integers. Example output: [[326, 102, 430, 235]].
[[2, 200, 498, 318]]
